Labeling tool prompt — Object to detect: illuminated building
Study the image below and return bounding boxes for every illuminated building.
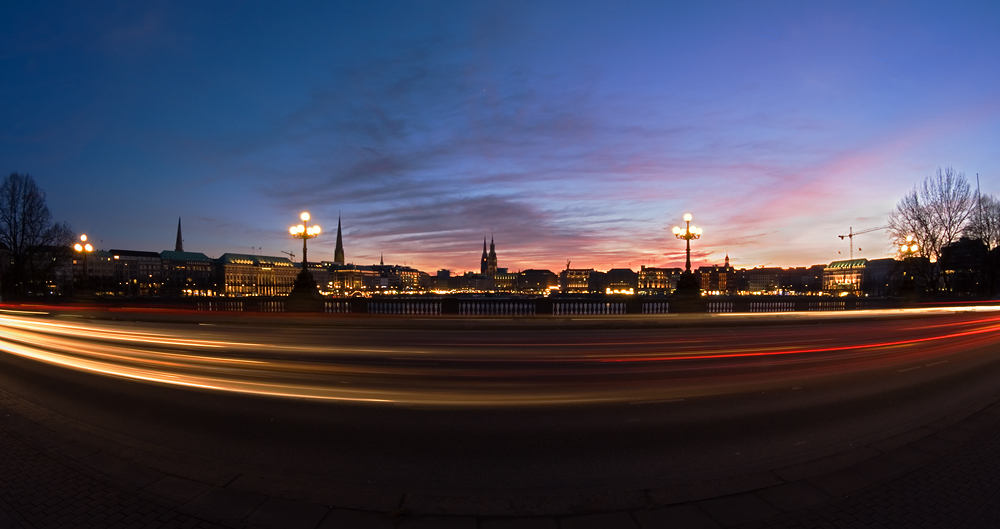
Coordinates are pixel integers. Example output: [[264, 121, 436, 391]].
[[216, 253, 297, 297], [326, 264, 383, 295], [605, 268, 638, 294], [638, 266, 682, 294], [696, 256, 735, 295], [518, 269, 558, 293], [110, 249, 162, 297], [560, 268, 594, 293], [823, 259, 867, 296], [494, 268, 517, 291], [372, 262, 422, 291], [160, 251, 213, 297]]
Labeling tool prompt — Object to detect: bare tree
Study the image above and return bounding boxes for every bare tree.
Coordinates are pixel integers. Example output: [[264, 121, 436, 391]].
[[966, 193, 1000, 250], [965, 193, 1000, 297], [0, 173, 75, 298], [887, 167, 975, 292]]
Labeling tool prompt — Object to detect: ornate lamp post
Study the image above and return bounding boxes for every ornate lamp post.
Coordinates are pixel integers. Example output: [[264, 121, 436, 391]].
[[672, 213, 703, 273], [287, 212, 323, 307], [73, 234, 94, 291], [670, 213, 703, 299], [289, 212, 321, 272], [899, 235, 919, 295]]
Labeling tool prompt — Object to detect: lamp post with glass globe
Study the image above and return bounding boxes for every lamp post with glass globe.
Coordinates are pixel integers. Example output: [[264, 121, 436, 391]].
[[287, 212, 323, 307], [289, 212, 321, 272], [73, 234, 94, 292], [899, 235, 919, 295], [672, 213, 702, 273], [671, 213, 703, 298]]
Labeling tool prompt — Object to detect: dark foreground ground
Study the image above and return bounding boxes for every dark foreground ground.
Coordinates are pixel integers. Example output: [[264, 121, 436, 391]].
[[3, 306, 1000, 528]]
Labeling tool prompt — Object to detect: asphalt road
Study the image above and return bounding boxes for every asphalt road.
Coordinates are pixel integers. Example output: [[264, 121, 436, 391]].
[[2, 306, 1000, 498]]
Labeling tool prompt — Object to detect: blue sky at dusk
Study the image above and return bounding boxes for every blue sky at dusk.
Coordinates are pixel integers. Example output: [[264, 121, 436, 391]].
[[3, 1, 999, 273]]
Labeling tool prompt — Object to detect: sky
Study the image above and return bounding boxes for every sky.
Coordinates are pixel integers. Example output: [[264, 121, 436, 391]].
[[2, 1, 999, 274]]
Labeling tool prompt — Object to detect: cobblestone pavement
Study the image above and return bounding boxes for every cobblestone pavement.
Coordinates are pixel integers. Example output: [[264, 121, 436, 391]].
[[732, 411, 1000, 529], [4, 391, 1000, 529], [0, 418, 226, 529]]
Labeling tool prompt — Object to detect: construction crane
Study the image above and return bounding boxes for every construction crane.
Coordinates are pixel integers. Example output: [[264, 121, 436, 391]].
[[280, 250, 295, 261], [838, 225, 889, 260]]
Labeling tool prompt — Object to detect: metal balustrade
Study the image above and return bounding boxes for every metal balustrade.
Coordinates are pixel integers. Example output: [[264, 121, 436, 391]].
[[259, 301, 284, 313], [552, 302, 626, 315], [809, 301, 846, 311], [749, 301, 795, 312], [188, 296, 899, 315], [706, 301, 733, 313], [642, 302, 670, 314], [324, 301, 351, 313], [459, 302, 535, 316], [197, 300, 244, 312], [368, 301, 441, 315]]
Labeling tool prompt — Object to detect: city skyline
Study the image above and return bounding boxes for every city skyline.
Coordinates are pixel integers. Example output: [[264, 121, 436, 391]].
[[3, 2, 999, 273]]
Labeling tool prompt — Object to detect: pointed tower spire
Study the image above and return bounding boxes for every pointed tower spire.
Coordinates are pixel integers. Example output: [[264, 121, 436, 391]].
[[481, 237, 489, 275], [487, 232, 497, 276], [725, 253, 730, 268], [334, 216, 345, 265], [175, 217, 183, 252], [380, 253, 384, 266]]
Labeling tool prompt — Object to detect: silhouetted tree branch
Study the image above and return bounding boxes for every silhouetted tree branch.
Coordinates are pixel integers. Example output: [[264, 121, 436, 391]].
[[887, 167, 974, 292], [0, 173, 75, 298], [966, 193, 1000, 250]]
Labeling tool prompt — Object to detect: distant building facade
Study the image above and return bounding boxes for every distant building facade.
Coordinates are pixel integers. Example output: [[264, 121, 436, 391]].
[[638, 266, 681, 295], [823, 259, 867, 295], [160, 250, 213, 297], [110, 249, 162, 297], [560, 268, 595, 293], [216, 253, 297, 296]]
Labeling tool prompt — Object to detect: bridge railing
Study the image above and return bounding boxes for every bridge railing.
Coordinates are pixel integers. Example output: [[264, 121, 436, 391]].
[[56, 294, 914, 315]]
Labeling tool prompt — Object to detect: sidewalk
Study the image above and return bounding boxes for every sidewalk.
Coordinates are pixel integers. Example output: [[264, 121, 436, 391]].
[[3, 386, 1000, 528]]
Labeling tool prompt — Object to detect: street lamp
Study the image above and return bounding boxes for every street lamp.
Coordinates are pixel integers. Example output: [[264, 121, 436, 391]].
[[73, 234, 94, 288], [289, 212, 321, 270], [899, 235, 919, 295], [672, 213, 703, 273]]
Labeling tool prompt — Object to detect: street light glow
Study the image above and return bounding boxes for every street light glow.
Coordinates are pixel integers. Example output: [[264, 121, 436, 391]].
[[290, 212, 321, 270], [674, 213, 702, 273]]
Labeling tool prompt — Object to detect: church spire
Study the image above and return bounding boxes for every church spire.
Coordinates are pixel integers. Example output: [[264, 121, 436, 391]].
[[480, 237, 489, 275], [487, 232, 497, 276], [725, 253, 730, 268], [175, 217, 183, 252], [334, 216, 345, 265]]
